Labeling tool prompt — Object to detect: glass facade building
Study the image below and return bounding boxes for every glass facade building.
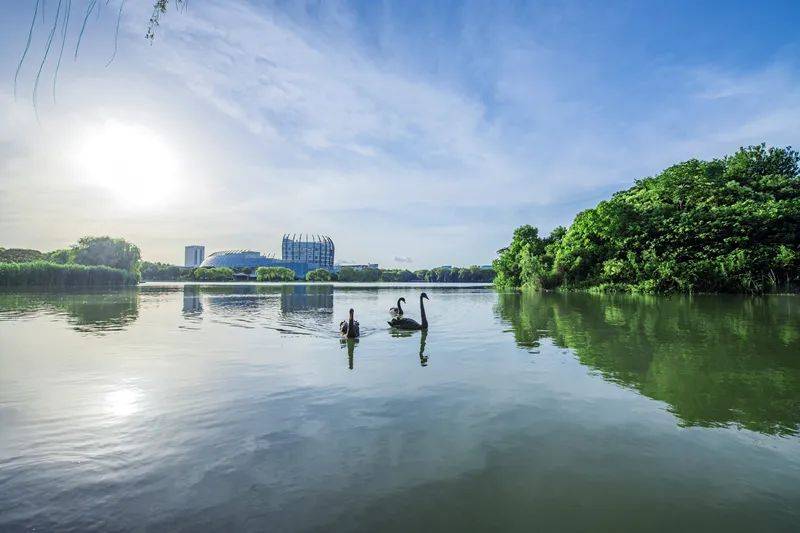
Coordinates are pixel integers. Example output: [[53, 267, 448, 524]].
[[184, 245, 205, 267], [199, 240, 334, 279], [282, 234, 334, 269]]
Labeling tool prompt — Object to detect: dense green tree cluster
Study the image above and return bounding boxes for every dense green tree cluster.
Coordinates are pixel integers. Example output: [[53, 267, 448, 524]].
[[335, 266, 495, 282], [194, 267, 235, 281], [140, 261, 194, 281], [337, 267, 381, 282], [0, 236, 142, 287], [0, 261, 136, 287], [414, 266, 496, 283], [494, 145, 800, 293], [378, 269, 419, 282], [305, 268, 333, 281], [72, 236, 141, 274], [0, 248, 45, 263], [256, 266, 295, 281]]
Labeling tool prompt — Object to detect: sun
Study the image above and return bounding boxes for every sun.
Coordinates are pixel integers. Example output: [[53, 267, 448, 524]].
[[73, 120, 182, 210]]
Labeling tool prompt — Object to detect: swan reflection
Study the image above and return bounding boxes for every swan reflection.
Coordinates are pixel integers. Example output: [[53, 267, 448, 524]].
[[340, 338, 358, 370], [389, 329, 429, 367]]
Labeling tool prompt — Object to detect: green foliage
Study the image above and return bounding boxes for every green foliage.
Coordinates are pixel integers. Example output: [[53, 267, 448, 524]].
[[335, 266, 494, 282], [494, 226, 565, 289], [0, 248, 45, 263], [495, 144, 800, 293], [379, 269, 418, 282], [140, 261, 193, 281], [306, 268, 333, 282], [46, 248, 74, 264], [336, 267, 381, 282], [0, 261, 137, 287], [255, 266, 295, 281], [73, 236, 141, 275], [194, 267, 235, 281]]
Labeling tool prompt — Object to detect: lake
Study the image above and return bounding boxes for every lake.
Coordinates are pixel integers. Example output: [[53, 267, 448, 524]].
[[1, 284, 799, 531]]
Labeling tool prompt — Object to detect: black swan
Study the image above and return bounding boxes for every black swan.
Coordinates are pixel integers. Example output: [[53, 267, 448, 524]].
[[340, 308, 360, 338], [389, 297, 406, 317], [388, 293, 428, 330]]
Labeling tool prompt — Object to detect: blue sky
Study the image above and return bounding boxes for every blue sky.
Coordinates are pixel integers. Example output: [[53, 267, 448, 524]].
[[1, 0, 798, 267]]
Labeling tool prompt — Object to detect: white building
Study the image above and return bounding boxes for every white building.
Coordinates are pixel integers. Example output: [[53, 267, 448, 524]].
[[185, 245, 205, 267]]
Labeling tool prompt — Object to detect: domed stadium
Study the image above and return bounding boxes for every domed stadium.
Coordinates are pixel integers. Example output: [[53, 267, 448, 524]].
[[199, 250, 274, 269]]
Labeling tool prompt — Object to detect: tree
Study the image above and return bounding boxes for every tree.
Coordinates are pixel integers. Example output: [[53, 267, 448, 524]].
[[72, 236, 141, 274], [306, 268, 333, 282], [140, 261, 193, 281], [256, 267, 295, 282], [336, 268, 381, 282]]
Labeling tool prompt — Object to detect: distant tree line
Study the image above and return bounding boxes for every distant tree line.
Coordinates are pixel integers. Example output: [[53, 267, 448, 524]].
[[336, 266, 495, 283], [494, 144, 800, 294], [139, 264, 496, 283]]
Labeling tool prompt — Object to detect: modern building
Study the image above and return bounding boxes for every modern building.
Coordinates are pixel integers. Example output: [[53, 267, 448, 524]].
[[185, 245, 205, 267], [200, 236, 333, 279], [282, 234, 334, 269]]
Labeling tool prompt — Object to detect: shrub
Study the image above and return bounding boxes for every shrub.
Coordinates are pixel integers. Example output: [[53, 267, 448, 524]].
[[256, 266, 295, 281], [305, 268, 333, 282], [193, 267, 234, 281], [0, 261, 137, 287]]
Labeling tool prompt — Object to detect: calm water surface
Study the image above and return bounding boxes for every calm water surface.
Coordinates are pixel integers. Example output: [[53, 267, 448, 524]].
[[1, 284, 799, 532]]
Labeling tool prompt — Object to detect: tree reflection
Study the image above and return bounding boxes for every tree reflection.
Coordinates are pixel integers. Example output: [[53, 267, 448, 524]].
[[496, 291, 800, 436], [0, 290, 139, 334]]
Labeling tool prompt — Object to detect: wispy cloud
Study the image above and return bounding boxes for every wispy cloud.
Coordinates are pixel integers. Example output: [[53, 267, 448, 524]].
[[0, 1, 798, 266]]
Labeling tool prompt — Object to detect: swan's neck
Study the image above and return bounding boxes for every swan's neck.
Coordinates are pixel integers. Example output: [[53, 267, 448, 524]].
[[420, 297, 428, 329], [347, 316, 355, 337], [397, 298, 403, 313]]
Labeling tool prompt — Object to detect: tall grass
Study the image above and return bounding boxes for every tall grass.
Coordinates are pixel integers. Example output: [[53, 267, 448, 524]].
[[0, 261, 137, 288]]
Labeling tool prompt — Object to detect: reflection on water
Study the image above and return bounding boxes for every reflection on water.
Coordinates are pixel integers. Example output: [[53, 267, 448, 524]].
[[178, 284, 337, 336], [341, 338, 358, 370], [496, 291, 800, 436], [182, 285, 203, 317], [0, 291, 139, 334], [389, 329, 429, 367], [1, 284, 799, 531], [281, 285, 334, 314]]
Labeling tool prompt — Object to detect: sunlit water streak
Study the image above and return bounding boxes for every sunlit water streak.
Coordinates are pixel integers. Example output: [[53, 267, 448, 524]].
[[0, 284, 799, 532]]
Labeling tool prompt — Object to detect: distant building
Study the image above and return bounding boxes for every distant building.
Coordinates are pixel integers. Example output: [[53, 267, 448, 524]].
[[185, 245, 205, 267], [282, 234, 334, 268], [200, 248, 332, 279]]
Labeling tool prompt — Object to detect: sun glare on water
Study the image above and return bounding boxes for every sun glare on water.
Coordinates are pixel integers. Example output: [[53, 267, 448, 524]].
[[73, 120, 182, 210]]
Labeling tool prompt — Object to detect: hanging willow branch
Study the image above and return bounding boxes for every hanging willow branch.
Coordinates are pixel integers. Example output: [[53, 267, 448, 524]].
[[147, 0, 187, 41], [15, 0, 186, 107]]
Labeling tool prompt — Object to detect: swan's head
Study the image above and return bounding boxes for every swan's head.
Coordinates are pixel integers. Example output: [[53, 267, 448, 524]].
[[421, 292, 429, 300], [399, 297, 406, 303], [349, 308, 355, 317]]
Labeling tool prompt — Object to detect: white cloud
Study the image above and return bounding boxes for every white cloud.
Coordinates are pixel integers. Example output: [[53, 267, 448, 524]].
[[1, 1, 798, 266]]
